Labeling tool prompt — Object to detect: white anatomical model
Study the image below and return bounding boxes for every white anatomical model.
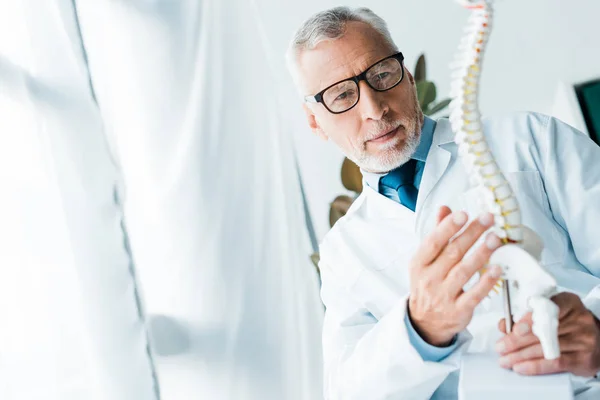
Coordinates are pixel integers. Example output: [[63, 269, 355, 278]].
[[450, 0, 560, 360]]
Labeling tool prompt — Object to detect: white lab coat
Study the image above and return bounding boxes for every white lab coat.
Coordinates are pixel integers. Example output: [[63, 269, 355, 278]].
[[319, 112, 600, 399]]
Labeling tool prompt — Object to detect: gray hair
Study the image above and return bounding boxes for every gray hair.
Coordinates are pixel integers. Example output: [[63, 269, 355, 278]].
[[286, 6, 398, 94]]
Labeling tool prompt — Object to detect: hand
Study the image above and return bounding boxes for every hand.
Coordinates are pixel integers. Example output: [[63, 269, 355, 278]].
[[408, 206, 503, 347], [496, 292, 600, 377]]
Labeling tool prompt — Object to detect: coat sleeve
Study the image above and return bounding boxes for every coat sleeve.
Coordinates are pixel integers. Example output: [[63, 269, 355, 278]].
[[533, 115, 600, 318], [319, 261, 472, 400]]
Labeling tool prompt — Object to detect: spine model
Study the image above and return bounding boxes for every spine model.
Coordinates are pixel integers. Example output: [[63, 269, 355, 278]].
[[449, 1, 522, 245], [448, 0, 561, 360]]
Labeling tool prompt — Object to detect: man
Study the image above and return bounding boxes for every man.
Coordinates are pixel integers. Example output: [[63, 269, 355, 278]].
[[286, 6, 600, 399]]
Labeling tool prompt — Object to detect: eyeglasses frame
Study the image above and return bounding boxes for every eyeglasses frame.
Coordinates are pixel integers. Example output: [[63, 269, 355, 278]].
[[303, 52, 405, 114]]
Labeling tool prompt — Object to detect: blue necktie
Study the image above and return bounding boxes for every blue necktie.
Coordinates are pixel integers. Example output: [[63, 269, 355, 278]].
[[379, 159, 420, 211]]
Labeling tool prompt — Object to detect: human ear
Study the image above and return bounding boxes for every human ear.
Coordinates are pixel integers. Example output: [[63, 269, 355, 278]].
[[303, 104, 328, 141]]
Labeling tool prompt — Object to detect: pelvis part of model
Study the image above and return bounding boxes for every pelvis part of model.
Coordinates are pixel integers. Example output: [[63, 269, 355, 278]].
[[449, 0, 560, 359]]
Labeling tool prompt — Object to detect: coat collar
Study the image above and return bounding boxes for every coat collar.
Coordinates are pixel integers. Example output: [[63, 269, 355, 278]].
[[353, 118, 457, 232], [416, 118, 456, 206]]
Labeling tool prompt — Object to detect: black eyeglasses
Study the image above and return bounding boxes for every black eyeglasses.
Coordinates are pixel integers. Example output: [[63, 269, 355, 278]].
[[304, 52, 405, 114]]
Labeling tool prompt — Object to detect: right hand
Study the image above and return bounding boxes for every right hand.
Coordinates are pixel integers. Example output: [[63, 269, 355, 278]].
[[407, 206, 503, 347]]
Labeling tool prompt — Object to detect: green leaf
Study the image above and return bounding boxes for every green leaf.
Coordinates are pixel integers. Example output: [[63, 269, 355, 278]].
[[329, 195, 354, 227], [426, 98, 452, 116], [416, 81, 436, 112], [414, 54, 426, 82], [341, 157, 363, 193]]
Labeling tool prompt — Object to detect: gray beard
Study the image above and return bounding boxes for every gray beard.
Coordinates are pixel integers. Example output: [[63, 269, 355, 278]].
[[353, 124, 422, 173]]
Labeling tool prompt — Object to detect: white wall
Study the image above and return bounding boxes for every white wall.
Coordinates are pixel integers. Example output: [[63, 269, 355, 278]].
[[257, 0, 600, 240]]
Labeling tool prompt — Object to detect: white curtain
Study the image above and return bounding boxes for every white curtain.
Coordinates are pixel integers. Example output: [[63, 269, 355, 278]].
[[0, 0, 323, 399]]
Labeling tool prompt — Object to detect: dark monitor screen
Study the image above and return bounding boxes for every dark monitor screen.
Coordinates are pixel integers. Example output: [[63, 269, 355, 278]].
[[575, 78, 600, 146]]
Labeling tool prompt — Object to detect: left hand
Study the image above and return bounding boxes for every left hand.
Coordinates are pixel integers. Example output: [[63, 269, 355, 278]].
[[495, 292, 600, 377]]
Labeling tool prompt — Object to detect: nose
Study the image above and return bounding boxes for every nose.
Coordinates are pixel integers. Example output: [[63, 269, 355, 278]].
[[358, 81, 389, 121]]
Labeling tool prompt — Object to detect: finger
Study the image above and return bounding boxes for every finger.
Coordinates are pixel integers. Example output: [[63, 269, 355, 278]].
[[495, 330, 540, 355], [412, 210, 469, 266], [497, 313, 532, 334], [510, 312, 571, 337], [456, 265, 503, 311], [496, 312, 554, 352], [497, 311, 592, 357], [436, 206, 452, 225], [511, 309, 579, 337], [498, 343, 544, 369], [433, 212, 496, 276], [516, 312, 533, 326], [497, 318, 530, 336], [499, 335, 582, 369], [510, 313, 533, 335], [512, 357, 565, 376], [511, 305, 581, 338], [444, 232, 503, 295], [498, 318, 506, 334]]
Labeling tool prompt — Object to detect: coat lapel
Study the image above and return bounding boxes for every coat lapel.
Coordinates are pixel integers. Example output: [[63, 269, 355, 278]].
[[415, 118, 456, 215]]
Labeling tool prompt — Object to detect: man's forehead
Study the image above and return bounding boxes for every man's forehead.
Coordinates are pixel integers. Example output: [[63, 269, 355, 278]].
[[299, 48, 377, 93], [297, 22, 396, 94]]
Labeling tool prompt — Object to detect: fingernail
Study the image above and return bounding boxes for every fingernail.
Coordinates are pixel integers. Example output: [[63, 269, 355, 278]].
[[486, 233, 502, 250], [499, 356, 510, 368], [479, 212, 494, 226], [495, 341, 505, 353], [515, 323, 530, 336], [513, 363, 527, 374], [453, 211, 468, 225], [489, 265, 503, 278]]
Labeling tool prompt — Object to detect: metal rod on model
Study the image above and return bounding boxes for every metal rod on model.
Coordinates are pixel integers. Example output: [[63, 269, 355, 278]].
[[503, 280, 514, 333]]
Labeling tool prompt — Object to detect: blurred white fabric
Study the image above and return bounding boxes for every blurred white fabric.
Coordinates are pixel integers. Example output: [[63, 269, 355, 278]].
[[0, 0, 324, 399]]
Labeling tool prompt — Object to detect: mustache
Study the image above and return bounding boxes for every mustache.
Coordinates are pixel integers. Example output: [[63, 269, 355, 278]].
[[366, 119, 403, 141]]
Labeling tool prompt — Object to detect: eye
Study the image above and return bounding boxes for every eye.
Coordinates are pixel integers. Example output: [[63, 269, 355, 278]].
[[334, 91, 353, 102]]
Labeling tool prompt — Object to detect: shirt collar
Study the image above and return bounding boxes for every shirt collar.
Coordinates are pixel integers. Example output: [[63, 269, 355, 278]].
[[412, 116, 436, 162], [360, 116, 437, 190]]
